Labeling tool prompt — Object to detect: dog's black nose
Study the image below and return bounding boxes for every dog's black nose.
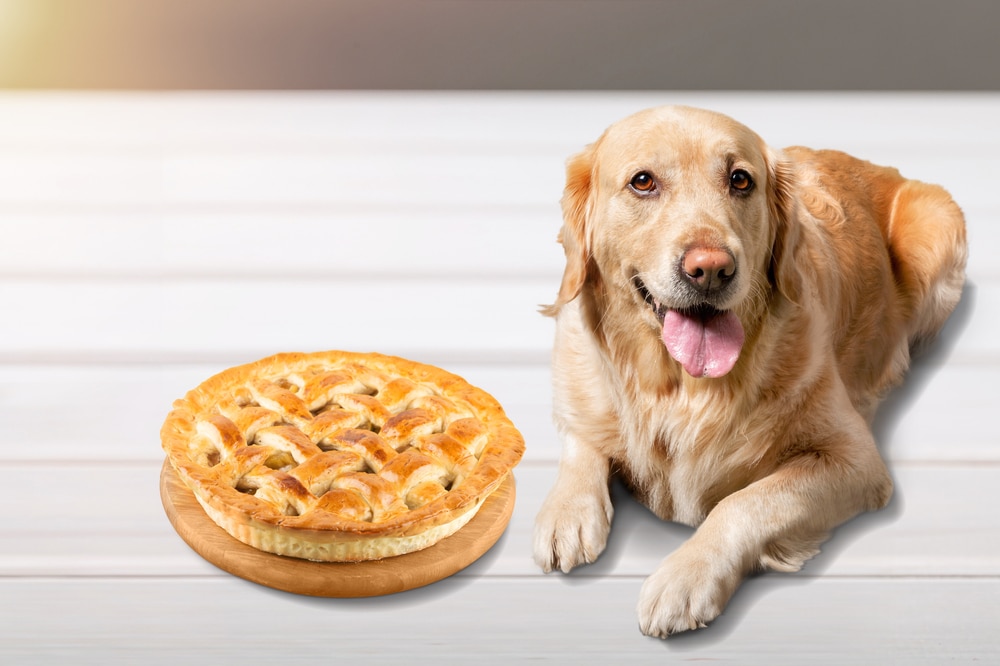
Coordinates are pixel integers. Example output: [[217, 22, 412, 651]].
[[681, 247, 736, 293]]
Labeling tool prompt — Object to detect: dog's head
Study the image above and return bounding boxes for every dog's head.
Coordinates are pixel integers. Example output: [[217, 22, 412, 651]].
[[546, 106, 798, 379]]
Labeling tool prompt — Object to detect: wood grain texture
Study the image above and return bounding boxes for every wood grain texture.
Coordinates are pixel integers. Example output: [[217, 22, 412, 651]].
[[2, 578, 997, 664], [0, 92, 996, 661], [160, 460, 516, 597], [4, 462, 999, 579], [0, 358, 996, 464]]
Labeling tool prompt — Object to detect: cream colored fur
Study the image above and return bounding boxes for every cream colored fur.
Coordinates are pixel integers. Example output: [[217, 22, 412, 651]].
[[532, 106, 967, 637]]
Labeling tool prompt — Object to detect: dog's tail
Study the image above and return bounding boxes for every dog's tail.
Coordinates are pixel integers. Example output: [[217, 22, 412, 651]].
[[886, 179, 968, 353]]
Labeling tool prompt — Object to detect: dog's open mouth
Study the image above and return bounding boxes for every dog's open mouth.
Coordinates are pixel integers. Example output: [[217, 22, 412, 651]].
[[633, 276, 745, 379], [634, 276, 720, 323], [634, 276, 669, 321]]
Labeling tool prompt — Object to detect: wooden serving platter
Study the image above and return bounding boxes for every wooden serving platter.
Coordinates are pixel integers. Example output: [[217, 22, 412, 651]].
[[160, 459, 516, 597]]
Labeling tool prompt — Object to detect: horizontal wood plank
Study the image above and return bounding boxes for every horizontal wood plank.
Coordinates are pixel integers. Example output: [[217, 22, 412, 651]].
[[0, 363, 557, 463], [0, 352, 991, 495], [0, 279, 556, 361], [2, 462, 997, 579], [0, 277, 991, 363], [0, 354, 994, 465], [2, 92, 999, 153], [0, 204, 995, 281], [0, 577, 996, 664], [7, 150, 989, 206], [0, 140, 990, 228], [0, 208, 565, 279]]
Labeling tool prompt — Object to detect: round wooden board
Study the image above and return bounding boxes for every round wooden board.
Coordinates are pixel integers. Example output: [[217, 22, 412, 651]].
[[159, 459, 516, 597]]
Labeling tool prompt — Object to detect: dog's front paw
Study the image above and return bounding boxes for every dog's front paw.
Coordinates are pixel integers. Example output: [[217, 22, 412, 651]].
[[533, 482, 613, 574], [636, 544, 741, 638]]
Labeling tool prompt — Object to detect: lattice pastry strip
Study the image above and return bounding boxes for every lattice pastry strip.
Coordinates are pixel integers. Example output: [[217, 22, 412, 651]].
[[162, 350, 524, 562]]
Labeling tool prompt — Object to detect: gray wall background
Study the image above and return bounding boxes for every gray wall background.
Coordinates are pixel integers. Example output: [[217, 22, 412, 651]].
[[1, 0, 997, 90]]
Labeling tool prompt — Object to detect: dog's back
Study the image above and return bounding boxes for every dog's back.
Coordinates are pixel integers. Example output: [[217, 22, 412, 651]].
[[785, 147, 967, 415]]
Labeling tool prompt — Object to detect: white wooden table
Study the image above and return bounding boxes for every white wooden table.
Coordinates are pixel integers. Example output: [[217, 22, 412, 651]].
[[0, 92, 996, 664]]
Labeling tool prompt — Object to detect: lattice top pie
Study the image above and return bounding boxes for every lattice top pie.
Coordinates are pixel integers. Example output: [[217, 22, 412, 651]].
[[161, 350, 525, 561]]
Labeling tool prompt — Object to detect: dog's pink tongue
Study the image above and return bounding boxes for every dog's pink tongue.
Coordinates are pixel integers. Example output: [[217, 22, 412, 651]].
[[661, 309, 745, 378]]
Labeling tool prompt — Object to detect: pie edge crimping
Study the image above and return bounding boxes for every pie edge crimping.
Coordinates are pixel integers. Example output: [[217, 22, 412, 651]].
[[160, 350, 525, 562]]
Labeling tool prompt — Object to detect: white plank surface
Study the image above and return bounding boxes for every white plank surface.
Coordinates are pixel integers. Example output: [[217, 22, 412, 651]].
[[1, 462, 997, 579], [2, 578, 998, 665], [0, 358, 994, 464], [0, 92, 997, 662], [0, 279, 555, 361]]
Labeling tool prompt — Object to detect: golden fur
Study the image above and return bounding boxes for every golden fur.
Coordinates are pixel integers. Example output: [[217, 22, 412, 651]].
[[532, 106, 967, 637]]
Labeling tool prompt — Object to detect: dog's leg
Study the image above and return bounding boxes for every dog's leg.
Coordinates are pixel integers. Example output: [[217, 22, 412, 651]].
[[535, 299, 618, 573], [533, 432, 614, 573], [636, 414, 892, 637]]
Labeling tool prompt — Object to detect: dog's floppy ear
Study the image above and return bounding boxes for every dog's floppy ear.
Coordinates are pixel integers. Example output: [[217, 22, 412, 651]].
[[766, 150, 802, 303], [541, 143, 597, 316]]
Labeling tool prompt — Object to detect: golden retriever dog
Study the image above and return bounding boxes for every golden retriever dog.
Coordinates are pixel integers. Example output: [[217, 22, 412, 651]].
[[533, 106, 967, 637]]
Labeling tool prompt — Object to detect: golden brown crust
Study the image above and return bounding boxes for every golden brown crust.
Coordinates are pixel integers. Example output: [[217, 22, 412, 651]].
[[161, 350, 525, 561]]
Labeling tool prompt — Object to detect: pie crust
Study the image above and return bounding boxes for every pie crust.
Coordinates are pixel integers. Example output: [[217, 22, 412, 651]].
[[161, 350, 525, 562]]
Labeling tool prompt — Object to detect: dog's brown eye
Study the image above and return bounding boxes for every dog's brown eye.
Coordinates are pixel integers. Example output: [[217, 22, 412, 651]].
[[730, 169, 754, 193], [630, 172, 656, 194]]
